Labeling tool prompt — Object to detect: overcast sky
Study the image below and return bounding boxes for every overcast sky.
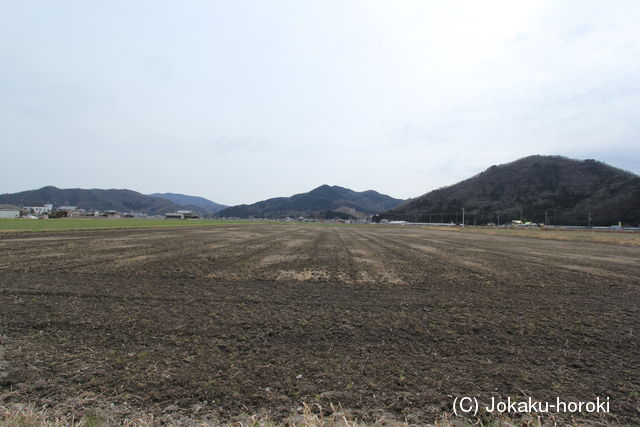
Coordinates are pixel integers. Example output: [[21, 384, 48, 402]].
[[1, 1, 639, 205]]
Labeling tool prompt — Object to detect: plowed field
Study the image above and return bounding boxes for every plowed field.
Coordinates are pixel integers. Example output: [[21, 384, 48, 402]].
[[1, 224, 638, 424]]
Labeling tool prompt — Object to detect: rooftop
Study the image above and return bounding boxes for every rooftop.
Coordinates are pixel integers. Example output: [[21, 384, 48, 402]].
[[0, 204, 20, 210]]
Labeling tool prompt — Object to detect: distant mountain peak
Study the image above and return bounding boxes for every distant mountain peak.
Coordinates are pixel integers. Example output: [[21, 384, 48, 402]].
[[149, 193, 228, 214], [382, 155, 639, 226], [218, 185, 404, 219]]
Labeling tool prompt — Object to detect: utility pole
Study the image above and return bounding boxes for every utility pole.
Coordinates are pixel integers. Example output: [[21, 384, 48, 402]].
[[462, 208, 465, 227]]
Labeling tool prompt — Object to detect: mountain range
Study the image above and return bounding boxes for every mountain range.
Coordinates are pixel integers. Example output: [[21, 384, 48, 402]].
[[149, 193, 228, 213], [0, 187, 224, 216], [216, 185, 405, 219], [2, 155, 638, 225], [382, 155, 640, 226]]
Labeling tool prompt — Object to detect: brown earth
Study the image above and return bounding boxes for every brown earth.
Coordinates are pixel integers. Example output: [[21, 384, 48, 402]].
[[0, 224, 638, 424]]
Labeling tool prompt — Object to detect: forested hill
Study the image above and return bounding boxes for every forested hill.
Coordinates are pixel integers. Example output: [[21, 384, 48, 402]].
[[149, 193, 228, 214], [217, 185, 404, 219], [382, 156, 640, 226]]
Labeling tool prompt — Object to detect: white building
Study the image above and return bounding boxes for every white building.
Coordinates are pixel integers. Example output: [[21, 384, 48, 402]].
[[23, 204, 53, 215], [166, 210, 198, 219], [0, 204, 21, 219], [165, 212, 184, 219], [176, 210, 199, 218]]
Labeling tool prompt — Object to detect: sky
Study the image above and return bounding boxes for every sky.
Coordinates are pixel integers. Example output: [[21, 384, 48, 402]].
[[1, 1, 639, 205]]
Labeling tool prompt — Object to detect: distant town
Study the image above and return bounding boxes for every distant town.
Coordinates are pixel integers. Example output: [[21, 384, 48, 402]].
[[0, 202, 375, 224], [0, 203, 199, 220], [2, 202, 637, 231]]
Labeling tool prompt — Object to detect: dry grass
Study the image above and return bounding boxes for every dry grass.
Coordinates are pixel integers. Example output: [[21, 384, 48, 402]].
[[0, 401, 586, 427], [0, 401, 155, 427]]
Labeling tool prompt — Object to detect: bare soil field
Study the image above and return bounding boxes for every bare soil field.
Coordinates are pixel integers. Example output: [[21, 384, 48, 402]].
[[427, 226, 640, 247], [0, 224, 638, 424]]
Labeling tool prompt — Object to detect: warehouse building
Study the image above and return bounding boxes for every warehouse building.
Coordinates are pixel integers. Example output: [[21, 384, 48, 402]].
[[0, 204, 21, 218]]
